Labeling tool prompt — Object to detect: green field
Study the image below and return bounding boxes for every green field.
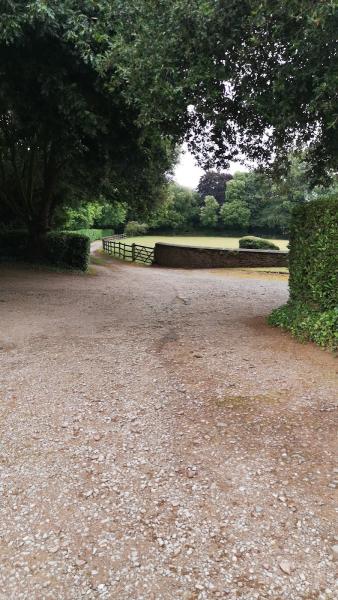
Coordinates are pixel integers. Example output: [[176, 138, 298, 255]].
[[123, 235, 289, 251]]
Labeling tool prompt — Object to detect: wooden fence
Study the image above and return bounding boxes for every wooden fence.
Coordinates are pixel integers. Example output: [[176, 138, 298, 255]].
[[108, 233, 127, 240], [102, 238, 154, 265]]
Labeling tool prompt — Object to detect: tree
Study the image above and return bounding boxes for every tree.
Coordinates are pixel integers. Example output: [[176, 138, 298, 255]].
[[114, 1, 337, 182], [223, 159, 311, 234], [62, 202, 103, 231], [149, 183, 199, 231], [224, 172, 269, 228], [200, 196, 219, 227], [255, 156, 310, 233], [0, 1, 176, 237], [197, 171, 232, 205], [220, 201, 251, 230], [2, 1, 336, 240], [95, 202, 127, 230], [58, 199, 127, 231]]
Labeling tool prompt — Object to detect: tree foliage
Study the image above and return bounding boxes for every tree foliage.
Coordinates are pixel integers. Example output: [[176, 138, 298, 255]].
[[1, 1, 336, 239], [200, 196, 219, 228], [125, 221, 148, 236], [0, 1, 176, 235], [113, 0, 338, 181], [60, 200, 127, 230], [220, 201, 251, 230], [197, 171, 232, 205], [96, 202, 127, 229], [222, 157, 312, 233], [149, 183, 199, 232]]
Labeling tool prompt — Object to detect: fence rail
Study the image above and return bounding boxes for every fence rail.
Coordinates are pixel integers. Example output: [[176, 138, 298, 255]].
[[102, 238, 154, 265], [108, 233, 127, 240]]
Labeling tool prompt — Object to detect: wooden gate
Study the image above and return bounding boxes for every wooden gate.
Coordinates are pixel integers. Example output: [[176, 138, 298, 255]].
[[102, 238, 154, 265]]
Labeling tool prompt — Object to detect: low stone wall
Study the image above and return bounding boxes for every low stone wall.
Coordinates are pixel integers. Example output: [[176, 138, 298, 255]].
[[154, 243, 288, 269]]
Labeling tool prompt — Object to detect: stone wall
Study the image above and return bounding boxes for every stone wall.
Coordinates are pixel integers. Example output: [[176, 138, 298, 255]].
[[154, 243, 288, 269]]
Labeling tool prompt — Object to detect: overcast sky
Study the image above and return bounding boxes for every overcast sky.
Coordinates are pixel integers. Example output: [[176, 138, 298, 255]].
[[174, 146, 248, 190]]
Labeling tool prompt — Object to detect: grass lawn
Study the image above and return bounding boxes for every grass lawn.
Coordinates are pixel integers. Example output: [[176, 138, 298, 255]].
[[123, 235, 289, 251]]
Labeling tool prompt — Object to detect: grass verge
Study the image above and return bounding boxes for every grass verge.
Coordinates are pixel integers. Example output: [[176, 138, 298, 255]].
[[122, 235, 289, 251]]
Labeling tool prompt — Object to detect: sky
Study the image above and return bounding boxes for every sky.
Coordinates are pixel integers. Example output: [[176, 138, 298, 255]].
[[174, 145, 248, 189]]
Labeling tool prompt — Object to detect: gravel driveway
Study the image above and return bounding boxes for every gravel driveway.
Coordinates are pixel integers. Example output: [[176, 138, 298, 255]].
[[0, 255, 337, 600]]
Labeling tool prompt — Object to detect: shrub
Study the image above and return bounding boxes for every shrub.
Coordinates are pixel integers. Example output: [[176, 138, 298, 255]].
[[124, 221, 148, 236], [45, 232, 90, 271], [269, 196, 338, 349], [239, 236, 280, 250], [0, 230, 90, 271], [268, 303, 338, 351], [288, 196, 337, 310], [69, 228, 115, 242]]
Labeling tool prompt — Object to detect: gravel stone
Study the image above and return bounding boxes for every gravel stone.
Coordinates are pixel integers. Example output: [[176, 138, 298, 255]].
[[0, 255, 336, 599]]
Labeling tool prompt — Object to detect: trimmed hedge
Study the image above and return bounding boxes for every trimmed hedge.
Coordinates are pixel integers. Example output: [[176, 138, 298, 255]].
[[45, 232, 90, 271], [68, 228, 115, 242], [269, 196, 338, 349], [0, 230, 90, 271], [239, 236, 280, 250], [288, 196, 337, 310]]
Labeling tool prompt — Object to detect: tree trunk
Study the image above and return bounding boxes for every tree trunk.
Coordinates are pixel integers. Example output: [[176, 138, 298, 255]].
[[26, 197, 54, 259]]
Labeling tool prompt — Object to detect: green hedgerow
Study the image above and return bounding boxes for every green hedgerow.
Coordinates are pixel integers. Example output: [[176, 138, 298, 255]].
[[46, 232, 90, 271], [0, 230, 90, 271], [68, 228, 115, 242], [269, 195, 338, 350], [288, 195, 337, 310]]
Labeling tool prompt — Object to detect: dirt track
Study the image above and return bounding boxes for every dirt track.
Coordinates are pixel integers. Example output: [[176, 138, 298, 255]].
[[0, 254, 337, 600]]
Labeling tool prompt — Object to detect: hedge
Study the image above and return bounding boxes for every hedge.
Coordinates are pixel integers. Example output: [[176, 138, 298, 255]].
[[0, 230, 90, 271], [287, 196, 337, 310], [269, 196, 338, 350], [239, 236, 280, 250], [68, 228, 115, 242], [45, 232, 90, 271]]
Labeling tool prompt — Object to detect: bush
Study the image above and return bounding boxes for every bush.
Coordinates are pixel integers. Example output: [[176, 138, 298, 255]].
[[124, 221, 148, 236], [45, 233, 90, 271], [269, 196, 338, 349], [268, 303, 338, 351], [239, 236, 280, 250], [288, 196, 337, 310], [69, 228, 115, 242], [0, 230, 90, 271]]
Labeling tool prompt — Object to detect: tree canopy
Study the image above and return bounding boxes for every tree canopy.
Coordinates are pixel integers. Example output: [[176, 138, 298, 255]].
[[197, 171, 232, 205], [0, 1, 176, 235], [113, 0, 338, 181], [0, 1, 336, 238], [200, 196, 220, 228], [149, 183, 199, 232]]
